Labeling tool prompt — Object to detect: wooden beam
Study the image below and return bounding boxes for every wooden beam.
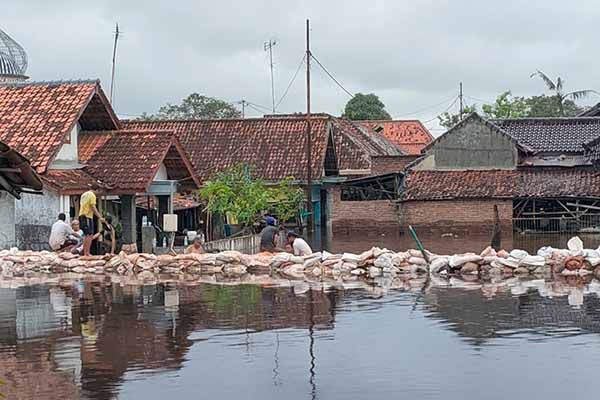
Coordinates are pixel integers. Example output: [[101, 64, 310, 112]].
[[556, 200, 578, 218], [566, 202, 600, 211]]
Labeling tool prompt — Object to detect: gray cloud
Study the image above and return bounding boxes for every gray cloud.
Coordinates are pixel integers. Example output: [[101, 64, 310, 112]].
[[3, 0, 600, 133]]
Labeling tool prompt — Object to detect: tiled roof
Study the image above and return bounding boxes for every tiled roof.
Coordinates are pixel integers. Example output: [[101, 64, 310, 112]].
[[357, 120, 434, 155], [0, 80, 119, 173], [584, 135, 600, 164], [0, 139, 43, 198], [490, 117, 600, 153], [79, 130, 199, 193], [578, 103, 600, 117], [41, 168, 100, 194], [123, 115, 400, 182], [123, 117, 331, 182], [402, 168, 600, 201], [332, 118, 403, 173]]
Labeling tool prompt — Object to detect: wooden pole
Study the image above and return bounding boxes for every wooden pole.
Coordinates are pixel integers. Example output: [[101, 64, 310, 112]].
[[306, 19, 313, 232]]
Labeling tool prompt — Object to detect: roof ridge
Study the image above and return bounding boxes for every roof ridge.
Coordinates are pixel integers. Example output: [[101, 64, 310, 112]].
[[492, 116, 600, 122], [122, 115, 332, 124], [0, 79, 99, 88]]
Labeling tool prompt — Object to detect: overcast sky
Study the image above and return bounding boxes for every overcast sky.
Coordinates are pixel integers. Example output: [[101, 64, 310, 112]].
[[4, 0, 600, 133]]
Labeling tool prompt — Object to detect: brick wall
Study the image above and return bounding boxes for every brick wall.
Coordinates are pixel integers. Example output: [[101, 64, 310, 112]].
[[398, 199, 513, 234], [329, 187, 399, 233], [371, 155, 418, 175]]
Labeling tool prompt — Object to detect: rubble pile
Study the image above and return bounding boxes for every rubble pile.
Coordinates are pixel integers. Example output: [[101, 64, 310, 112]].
[[1, 236, 600, 282]]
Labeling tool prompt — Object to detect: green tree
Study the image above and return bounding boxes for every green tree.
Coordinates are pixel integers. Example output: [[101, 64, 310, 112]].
[[530, 70, 597, 116], [141, 93, 241, 120], [343, 93, 392, 120], [438, 104, 477, 129], [482, 91, 528, 118], [269, 178, 305, 223], [199, 164, 305, 229], [524, 95, 581, 117]]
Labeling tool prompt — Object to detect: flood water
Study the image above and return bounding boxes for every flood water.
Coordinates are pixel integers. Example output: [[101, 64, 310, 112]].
[[3, 232, 600, 399]]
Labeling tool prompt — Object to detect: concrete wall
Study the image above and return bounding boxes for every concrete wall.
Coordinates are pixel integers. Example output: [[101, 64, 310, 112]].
[[399, 199, 513, 234], [14, 189, 61, 250], [421, 119, 517, 170], [329, 187, 399, 233], [0, 193, 16, 249]]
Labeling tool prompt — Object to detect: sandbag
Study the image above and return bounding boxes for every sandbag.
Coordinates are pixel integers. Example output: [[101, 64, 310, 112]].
[[430, 257, 449, 274], [408, 256, 427, 266], [449, 254, 482, 268], [342, 253, 360, 263], [216, 251, 242, 264], [567, 236, 584, 253], [374, 253, 394, 269], [509, 249, 529, 260], [565, 256, 584, 271], [281, 264, 305, 279], [270, 253, 292, 268]]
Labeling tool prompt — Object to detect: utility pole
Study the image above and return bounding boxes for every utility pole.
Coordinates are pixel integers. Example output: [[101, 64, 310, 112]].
[[264, 39, 277, 113], [238, 100, 248, 118], [110, 23, 120, 105], [459, 81, 464, 120], [305, 19, 313, 233]]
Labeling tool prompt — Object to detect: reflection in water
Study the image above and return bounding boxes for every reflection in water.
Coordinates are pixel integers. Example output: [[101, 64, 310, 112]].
[[1, 274, 600, 399]]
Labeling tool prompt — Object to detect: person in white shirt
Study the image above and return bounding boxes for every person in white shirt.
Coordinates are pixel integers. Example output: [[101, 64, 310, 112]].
[[286, 231, 313, 256], [70, 219, 85, 254], [49, 213, 80, 251]]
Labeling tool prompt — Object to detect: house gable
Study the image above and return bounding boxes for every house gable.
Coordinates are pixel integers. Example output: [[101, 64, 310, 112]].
[[415, 114, 518, 171]]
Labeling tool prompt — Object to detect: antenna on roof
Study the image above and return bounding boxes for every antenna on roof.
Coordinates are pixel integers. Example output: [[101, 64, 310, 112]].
[[264, 38, 277, 113], [110, 23, 121, 105]]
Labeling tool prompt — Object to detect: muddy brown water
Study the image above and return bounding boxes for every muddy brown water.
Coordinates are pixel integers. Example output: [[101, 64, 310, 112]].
[[2, 232, 600, 399]]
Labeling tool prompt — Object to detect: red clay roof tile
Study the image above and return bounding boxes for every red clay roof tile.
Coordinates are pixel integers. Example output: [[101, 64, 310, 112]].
[[79, 130, 198, 193], [0, 80, 119, 173], [358, 120, 433, 155], [402, 168, 600, 201]]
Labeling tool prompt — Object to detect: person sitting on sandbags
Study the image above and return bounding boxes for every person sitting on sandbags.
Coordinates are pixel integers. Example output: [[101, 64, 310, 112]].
[[49, 213, 81, 252], [259, 216, 283, 253], [185, 236, 205, 254], [286, 231, 313, 256]]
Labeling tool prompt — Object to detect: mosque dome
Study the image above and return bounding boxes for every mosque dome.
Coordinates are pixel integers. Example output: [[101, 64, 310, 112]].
[[0, 27, 28, 82]]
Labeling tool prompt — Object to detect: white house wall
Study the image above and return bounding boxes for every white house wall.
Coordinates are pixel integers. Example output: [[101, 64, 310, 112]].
[[14, 189, 60, 250], [153, 162, 168, 181], [50, 123, 80, 169], [0, 192, 16, 249]]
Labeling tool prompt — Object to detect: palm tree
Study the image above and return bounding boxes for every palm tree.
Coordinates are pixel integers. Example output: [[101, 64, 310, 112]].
[[530, 70, 598, 116]]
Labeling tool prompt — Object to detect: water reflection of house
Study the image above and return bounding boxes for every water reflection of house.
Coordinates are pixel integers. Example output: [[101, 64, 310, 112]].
[[422, 287, 600, 346], [0, 285, 81, 399], [0, 80, 200, 250], [400, 113, 600, 235], [65, 282, 337, 398]]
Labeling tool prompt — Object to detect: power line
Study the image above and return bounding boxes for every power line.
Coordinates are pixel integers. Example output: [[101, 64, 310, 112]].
[[422, 96, 459, 124], [246, 103, 267, 114], [310, 53, 354, 98], [394, 95, 460, 118], [465, 95, 494, 104], [246, 100, 271, 112], [275, 53, 306, 110]]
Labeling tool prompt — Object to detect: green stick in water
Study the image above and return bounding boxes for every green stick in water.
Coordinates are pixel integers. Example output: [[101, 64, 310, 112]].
[[408, 225, 429, 263]]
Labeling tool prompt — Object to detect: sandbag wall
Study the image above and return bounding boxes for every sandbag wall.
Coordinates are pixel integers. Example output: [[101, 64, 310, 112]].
[[1, 236, 600, 281]]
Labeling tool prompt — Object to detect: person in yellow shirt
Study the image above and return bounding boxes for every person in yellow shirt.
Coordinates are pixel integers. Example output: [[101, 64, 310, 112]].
[[78, 185, 105, 256]]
